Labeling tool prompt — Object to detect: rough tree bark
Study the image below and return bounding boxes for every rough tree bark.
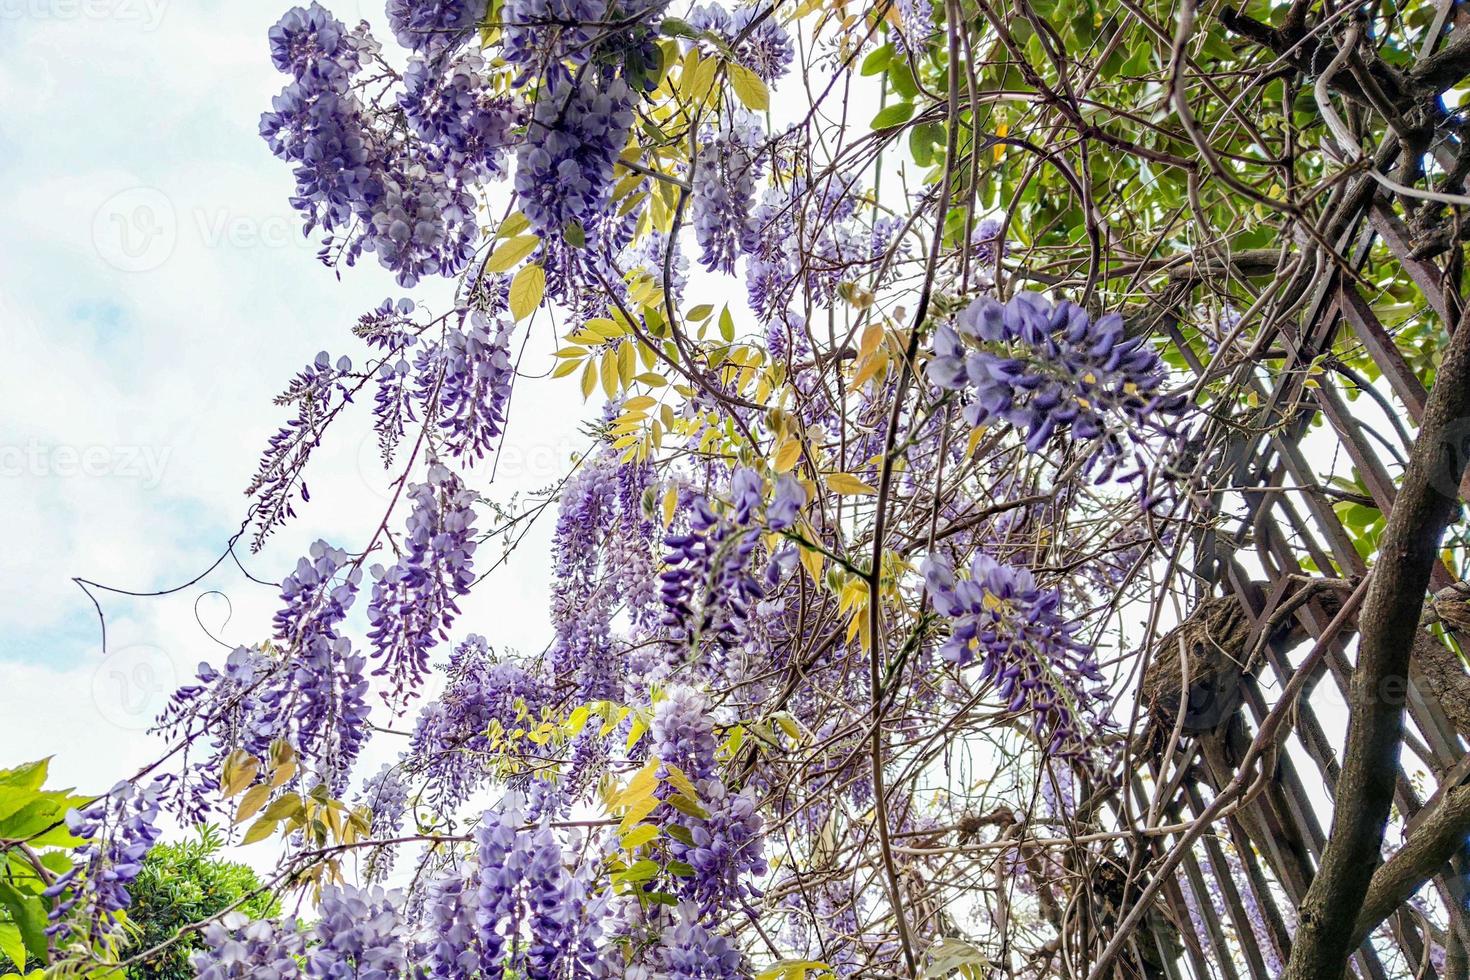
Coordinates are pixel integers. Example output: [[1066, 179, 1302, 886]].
[[1284, 308, 1470, 977]]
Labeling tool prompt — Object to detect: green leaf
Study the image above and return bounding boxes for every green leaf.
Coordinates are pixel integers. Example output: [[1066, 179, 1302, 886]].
[[0, 760, 49, 795], [0, 882, 47, 966], [757, 960, 833, 980], [871, 102, 915, 130], [664, 794, 709, 820], [0, 920, 25, 971], [860, 43, 893, 76], [619, 859, 660, 883], [658, 16, 701, 39], [241, 817, 278, 846]]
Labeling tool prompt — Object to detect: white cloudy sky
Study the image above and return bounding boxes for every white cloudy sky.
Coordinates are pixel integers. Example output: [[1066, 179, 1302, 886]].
[[0, 0, 593, 804]]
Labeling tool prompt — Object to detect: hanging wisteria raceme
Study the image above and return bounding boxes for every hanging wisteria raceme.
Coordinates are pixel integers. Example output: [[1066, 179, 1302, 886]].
[[499, 0, 609, 74], [926, 291, 1186, 475], [691, 119, 763, 273], [433, 312, 518, 460], [399, 51, 520, 183], [189, 912, 307, 979], [367, 463, 479, 697], [356, 763, 411, 880], [405, 634, 551, 806], [156, 540, 371, 800], [386, 0, 483, 54], [659, 468, 768, 661], [513, 75, 636, 268], [655, 901, 748, 979], [45, 778, 167, 948], [922, 552, 1107, 754], [685, 3, 795, 84]]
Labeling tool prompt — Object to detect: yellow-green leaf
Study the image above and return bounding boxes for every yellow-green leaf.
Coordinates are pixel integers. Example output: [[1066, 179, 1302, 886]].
[[727, 62, 770, 110], [827, 472, 878, 495], [485, 234, 540, 272], [662, 763, 700, 801], [241, 817, 278, 845], [600, 349, 620, 399], [234, 784, 272, 824], [620, 794, 659, 831], [509, 264, 546, 321], [621, 824, 660, 851], [774, 439, 802, 473]]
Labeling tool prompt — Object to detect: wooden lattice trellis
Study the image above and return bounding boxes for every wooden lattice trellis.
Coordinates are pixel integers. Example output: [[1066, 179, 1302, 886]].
[[1093, 163, 1470, 978]]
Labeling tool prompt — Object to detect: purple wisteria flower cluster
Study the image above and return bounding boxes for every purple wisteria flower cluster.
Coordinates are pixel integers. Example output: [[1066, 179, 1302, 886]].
[[923, 552, 1106, 753], [367, 464, 479, 697], [660, 468, 769, 657], [386, 0, 483, 53], [406, 634, 551, 806], [157, 540, 370, 798], [45, 777, 167, 947], [686, 3, 795, 84], [692, 120, 763, 273], [926, 291, 1186, 474], [190, 912, 306, 979], [744, 178, 901, 324], [260, 2, 500, 285], [419, 794, 613, 976], [399, 51, 521, 183], [649, 687, 768, 913], [189, 884, 412, 978], [514, 76, 636, 252]]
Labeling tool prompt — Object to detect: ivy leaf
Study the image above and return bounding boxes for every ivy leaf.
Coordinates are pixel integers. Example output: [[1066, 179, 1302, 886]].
[[727, 62, 770, 110], [510, 264, 546, 321]]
